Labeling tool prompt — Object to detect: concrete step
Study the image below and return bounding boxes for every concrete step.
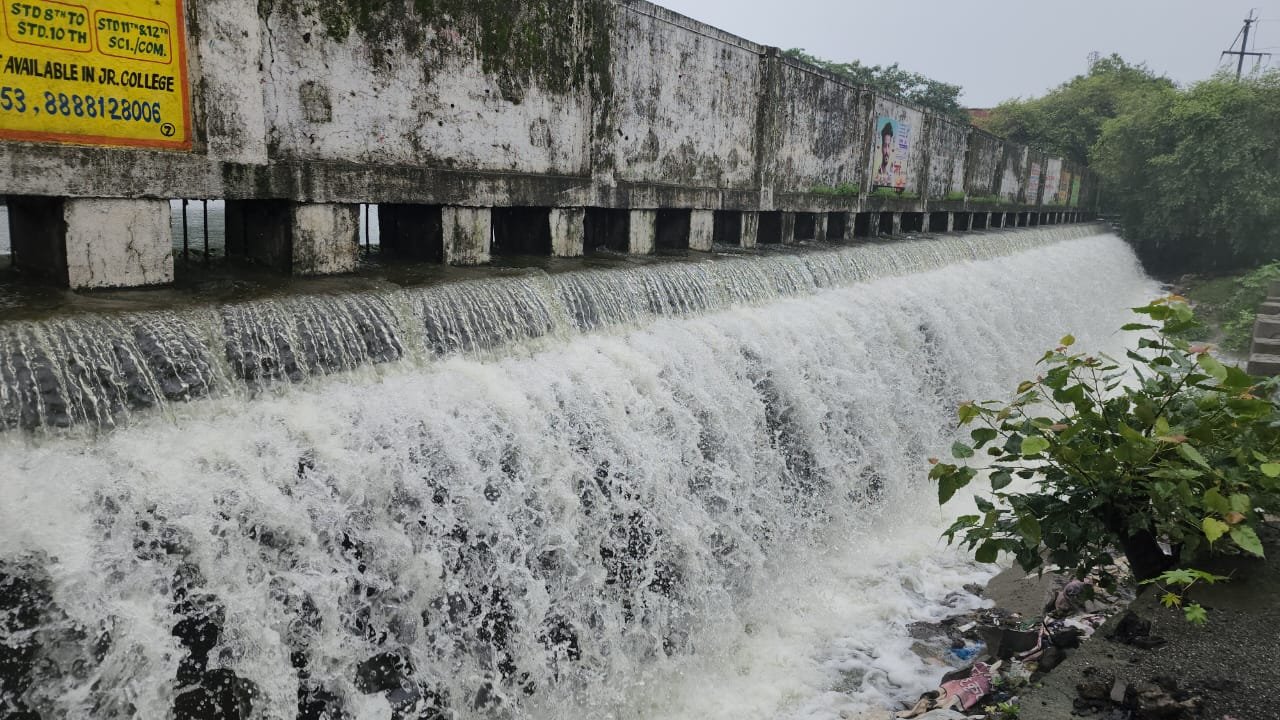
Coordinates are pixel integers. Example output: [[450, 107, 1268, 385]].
[[1260, 300, 1280, 316], [1252, 337, 1280, 354], [1269, 280, 1280, 297], [1254, 316, 1280, 340], [1247, 353, 1280, 377]]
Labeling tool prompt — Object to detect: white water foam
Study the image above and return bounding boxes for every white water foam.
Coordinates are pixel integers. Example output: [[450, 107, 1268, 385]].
[[0, 233, 1157, 719]]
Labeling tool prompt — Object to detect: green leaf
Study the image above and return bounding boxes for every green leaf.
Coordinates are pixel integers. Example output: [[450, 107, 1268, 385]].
[[1261, 463, 1280, 478], [975, 541, 1001, 563], [1177, 443, 1211, 470], [1203, 488, 1231, 514], [1018, 515, 1042, 545], [990, 470, 1013, 491], [1160, 591, 1182, 608], [1202, 517, 1229, 544], [1196, 354, 1228, 383], [1121, 323, 1156, 331], [1060, 334, 1076, 347], [1183, 603, 1208, 625], [1020, 435, 1051, 456], [937, 466, 976, 505], [1230, 526, 1266, 557], [970, 427, 998, 447], [958, 403, 979, 425], [951, 442, 975, 459], [1229, 493, 1252, 515]]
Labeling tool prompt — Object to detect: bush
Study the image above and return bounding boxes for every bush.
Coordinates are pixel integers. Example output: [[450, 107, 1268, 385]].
[[930, 297, 1280, 582]]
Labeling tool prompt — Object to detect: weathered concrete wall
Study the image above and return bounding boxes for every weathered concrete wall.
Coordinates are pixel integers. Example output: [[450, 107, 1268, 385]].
[[965, 130, 1004, 198], [999, 143, 1028, 204], [767, 57, 866, 195], [602, 2, 761, 192], [923, 117, 969, 201], [258, 1, 601, 176], [0, 0, 1095, 286]]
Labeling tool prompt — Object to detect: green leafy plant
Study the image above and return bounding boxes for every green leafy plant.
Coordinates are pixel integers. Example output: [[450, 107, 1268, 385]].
[[870, 187, 919, 200], [1176, 261, 1280, 353], [967, 194, 1002, 205], [930, 297, 1280, 583], [943, 190, 967, 202], [1140, 568, 1229, 625], [984, 701, 1021, 720]]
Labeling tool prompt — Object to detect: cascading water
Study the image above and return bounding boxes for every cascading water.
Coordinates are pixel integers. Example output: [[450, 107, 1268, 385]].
[[0, 228, 1159, 720]]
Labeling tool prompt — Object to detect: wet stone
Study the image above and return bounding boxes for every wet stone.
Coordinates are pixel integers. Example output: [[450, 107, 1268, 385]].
[[173, 669, 257, 720], [355, 650, 414, 695]]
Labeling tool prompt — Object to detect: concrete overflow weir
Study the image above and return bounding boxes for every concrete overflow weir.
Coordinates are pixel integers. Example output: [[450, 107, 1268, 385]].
[[0, 224, 1103, 432], [0, 0, 1095, 290]]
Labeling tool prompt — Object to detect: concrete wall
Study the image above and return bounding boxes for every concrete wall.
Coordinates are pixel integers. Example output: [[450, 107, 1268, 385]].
[[603, 3, 762, 193], [965, 130, 1004, 198], [923, 117, 969, 201], [767, 57, 866, 196], [999, 143, 1029, 204], [0, 0, 1095, 285]]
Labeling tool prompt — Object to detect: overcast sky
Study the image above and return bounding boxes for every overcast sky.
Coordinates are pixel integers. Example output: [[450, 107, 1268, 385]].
[[654, 0, 1279, 107]]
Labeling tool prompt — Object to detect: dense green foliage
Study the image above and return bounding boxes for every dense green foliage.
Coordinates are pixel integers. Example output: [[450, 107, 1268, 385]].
[[976, 55, 1174, 165], [930, 299, 1280, 583], [977, 56, 1280, 274], [1095, 73, 1280, 274], [1176, 262, 1280, 353], [783, 49, 967, 123]]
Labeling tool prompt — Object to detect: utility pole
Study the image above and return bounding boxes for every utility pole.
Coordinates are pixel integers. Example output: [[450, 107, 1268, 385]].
[[1221, 9, 1271, 79]]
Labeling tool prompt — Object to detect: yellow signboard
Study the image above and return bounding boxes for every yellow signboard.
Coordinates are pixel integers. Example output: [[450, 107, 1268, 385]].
[[0, 0, 190, 150]]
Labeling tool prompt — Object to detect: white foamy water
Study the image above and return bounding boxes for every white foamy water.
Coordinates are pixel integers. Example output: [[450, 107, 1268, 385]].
[[0, 232, 1157, 719]]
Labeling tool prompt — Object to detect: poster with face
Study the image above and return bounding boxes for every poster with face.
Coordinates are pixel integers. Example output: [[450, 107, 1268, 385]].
[[870, 116, 912, 191]]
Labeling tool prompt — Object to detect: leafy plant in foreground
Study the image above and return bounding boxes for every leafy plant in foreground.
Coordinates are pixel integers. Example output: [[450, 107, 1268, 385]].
[[930, 297, 1280, 583], [1140, 568, 1229, 625]]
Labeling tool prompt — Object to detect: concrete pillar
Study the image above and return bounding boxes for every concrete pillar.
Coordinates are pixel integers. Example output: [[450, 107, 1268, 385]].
[[891, 213, 902, 235], [443, 207, 492, 265], [292, 203, 359, 276], [689, 210, 715, 251], [740, 212, 760, 249], [550, 208, 585, 258], [9, 197, 174, 289], [628, 209, 656, 254], [814, 213, 829, 241], [945, 213, 955, 232], [780, 212, 797, 245]]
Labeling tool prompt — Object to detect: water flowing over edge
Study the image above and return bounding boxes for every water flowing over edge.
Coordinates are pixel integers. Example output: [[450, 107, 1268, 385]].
[[0, 230, 1158, 720], [1, 225, 1100, 433]]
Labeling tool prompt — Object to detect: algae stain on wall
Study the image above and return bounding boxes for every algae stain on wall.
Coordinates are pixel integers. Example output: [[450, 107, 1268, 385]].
[[260, 0, 612, 100]]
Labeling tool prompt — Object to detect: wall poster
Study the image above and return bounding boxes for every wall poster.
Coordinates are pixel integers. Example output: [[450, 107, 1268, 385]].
[[0, 0, 191, 150]]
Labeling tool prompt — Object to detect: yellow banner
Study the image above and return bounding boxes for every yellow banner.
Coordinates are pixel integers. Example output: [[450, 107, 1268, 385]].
[[0, 0, 190, 150]]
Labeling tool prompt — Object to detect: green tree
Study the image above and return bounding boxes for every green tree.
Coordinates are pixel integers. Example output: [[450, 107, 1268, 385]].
[[975, 54, 1175, 164], [783, 49, 968, 123], [1093, 72, 1280, 274], [931, 298, 1280, 582]]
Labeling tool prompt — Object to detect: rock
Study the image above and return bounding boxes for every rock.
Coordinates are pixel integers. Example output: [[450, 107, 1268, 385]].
[[355, 650, 413, 694], [1076, 667, 1117, 704], [1108, 610, 1167, 649], [1133, 680, 1201, 719], [173, 669, 257, 720]]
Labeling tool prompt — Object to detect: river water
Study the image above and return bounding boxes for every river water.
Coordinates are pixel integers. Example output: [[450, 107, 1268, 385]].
[[0, 229, 1156, 719]]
